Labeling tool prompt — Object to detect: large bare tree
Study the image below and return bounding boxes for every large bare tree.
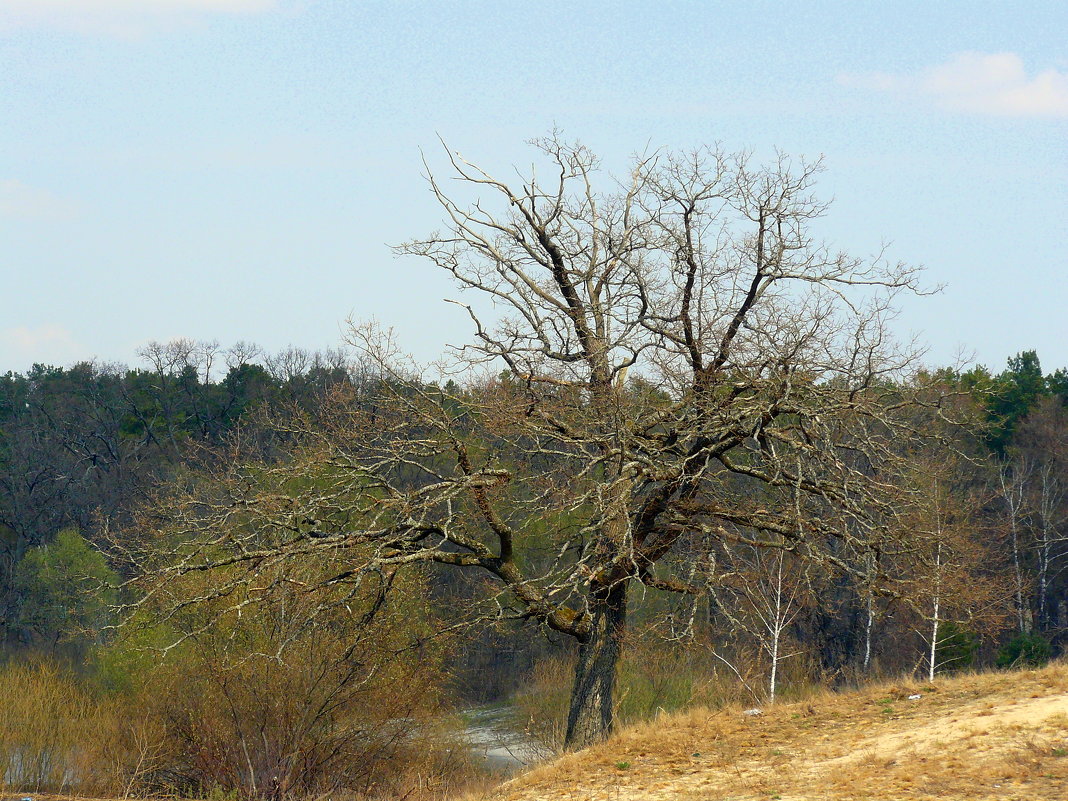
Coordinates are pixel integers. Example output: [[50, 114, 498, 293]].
[[126, 135, 942, 748]]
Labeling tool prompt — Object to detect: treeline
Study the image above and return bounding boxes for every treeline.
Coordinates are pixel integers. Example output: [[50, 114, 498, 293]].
[[0, 339, 353, 647], [3, 345, 1068, 673]]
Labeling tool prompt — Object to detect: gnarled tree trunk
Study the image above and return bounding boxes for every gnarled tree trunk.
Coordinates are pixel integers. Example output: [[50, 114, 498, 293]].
[[565, 581, 628, 749]]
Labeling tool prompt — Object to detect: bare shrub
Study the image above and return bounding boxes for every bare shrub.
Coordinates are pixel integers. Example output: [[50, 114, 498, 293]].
[[118, 560, 460, 800], [0, 658, 159, 796], [0, 659, 89, 793]]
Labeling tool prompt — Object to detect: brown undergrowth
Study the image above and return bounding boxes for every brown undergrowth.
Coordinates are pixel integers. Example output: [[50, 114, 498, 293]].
[[476, 661, 1068, 801]]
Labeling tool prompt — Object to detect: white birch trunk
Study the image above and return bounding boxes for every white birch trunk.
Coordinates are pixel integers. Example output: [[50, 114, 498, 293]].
[[1036, 462, 1060, 630], [768, 550, 788, 703], [999, 465, 1028, 634], [928, 541, 942, 682], [863, 592, 874, 673]]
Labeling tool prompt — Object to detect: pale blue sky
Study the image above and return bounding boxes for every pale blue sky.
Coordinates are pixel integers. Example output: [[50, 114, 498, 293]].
[[2, 1, 1066, 375]]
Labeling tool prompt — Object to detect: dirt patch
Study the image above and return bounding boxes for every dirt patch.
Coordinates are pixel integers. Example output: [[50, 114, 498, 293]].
[[823, 692, 1068, 767]]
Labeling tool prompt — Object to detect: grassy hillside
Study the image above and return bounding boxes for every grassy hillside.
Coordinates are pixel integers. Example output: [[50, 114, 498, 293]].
[[480, 662, 1068, 801]]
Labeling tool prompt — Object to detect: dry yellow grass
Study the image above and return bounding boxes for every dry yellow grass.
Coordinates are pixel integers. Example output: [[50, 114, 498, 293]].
[[476, 662, 1068, 801]]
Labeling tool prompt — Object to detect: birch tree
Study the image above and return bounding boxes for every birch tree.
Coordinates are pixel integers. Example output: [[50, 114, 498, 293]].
[[1016, 396, 1068, 631], [997, 460, 1031, 634], [711, 542, 811, 703], [905, 455, 1007, 681]]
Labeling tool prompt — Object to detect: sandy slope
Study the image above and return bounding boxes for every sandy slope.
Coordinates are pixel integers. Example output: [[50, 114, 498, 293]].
[[484, 662, 1068, 801]]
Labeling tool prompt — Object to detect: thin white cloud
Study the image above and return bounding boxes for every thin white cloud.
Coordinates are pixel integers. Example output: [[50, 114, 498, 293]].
[[839, 52, 1068, 119], [0, 0, 280, 36], [1, 326, 88, 368], [0, 179, 78, 220]]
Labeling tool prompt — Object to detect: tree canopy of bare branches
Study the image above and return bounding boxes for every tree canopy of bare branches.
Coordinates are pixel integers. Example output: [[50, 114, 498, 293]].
[[125, 135, 946, 748]]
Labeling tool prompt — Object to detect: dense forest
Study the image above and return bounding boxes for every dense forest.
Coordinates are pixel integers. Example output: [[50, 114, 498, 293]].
[[3, 142, 1068, 801], [4, 344, 1066, 665]]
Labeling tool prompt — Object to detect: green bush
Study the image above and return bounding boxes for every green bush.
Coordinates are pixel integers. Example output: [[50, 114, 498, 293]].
[[996, 632, 1053, 668], [13, 528, 117, 656]]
